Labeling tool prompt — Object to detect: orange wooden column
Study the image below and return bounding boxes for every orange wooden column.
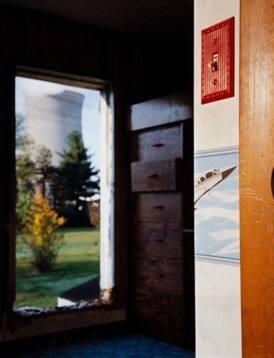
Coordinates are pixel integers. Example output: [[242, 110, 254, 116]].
[[240, 0, 274, 356]]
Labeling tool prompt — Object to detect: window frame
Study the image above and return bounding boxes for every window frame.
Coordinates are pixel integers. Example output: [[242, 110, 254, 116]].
[[0, 65, 126, 342]]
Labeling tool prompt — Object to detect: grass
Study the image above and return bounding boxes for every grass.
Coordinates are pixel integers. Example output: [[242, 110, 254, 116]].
[[16, 227, 99, 308]]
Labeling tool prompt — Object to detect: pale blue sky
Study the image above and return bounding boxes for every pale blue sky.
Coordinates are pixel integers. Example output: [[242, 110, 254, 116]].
[[195, 151, 239, 260], [16, 76, 101, 172]]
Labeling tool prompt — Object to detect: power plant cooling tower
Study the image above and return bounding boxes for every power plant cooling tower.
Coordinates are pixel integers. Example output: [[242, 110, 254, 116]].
[[24, 90, 85, 165]]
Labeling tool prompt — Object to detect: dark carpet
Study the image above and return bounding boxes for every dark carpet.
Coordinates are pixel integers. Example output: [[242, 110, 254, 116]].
[[13, 334, 194, 357]]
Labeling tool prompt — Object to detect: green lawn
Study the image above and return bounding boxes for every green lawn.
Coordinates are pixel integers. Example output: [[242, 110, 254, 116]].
[[16, 227, 99, 308]]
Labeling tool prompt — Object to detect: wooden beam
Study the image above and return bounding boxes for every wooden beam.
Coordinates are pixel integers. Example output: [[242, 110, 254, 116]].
[[129, 93, 193, 131], [240, 0, 274, 356]]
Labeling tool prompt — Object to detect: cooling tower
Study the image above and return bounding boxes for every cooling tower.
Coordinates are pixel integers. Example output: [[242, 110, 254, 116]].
[[24, 90, 85, 165]]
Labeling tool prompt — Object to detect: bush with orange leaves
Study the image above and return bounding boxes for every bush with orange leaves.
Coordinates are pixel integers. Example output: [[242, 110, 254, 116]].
[[23, 192, 66, 272]]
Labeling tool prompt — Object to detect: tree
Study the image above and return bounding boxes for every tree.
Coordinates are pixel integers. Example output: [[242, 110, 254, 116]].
[[16, 114, 56, 230], [53, 131, 99, 217], [16, 115, 36, 188], [35, 146, 55, 197], [16, 114, 36, 230]]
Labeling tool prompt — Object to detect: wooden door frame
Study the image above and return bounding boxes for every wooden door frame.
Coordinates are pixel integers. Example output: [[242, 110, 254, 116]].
[[240, 0, 274, 356]]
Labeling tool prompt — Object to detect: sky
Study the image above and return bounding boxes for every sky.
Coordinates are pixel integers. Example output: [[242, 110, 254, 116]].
[[195, 151, 240, 260], [15, 76, 101, 171]]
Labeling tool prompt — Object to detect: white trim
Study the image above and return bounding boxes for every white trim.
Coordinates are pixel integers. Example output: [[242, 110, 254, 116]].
[[195, 145, 239, 157], [195, 254, 240, 265], [99, 90, 115, 290]]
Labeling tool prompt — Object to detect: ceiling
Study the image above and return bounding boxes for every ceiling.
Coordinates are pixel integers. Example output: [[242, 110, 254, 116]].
[[0, 0, 193, 37]]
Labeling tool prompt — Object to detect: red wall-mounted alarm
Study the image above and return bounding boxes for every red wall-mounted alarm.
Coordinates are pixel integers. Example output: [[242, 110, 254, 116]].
[[201, 17, 235, 104]]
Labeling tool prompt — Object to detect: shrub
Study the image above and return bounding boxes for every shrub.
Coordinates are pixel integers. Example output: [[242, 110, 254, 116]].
[[23, 193, 66, 272]]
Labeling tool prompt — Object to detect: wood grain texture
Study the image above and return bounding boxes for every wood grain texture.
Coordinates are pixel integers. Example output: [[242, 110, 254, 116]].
[[134, 289, 185, 345], [131, 159, 181, 192], [134, 258, 183, 296], [129, 93, 193, 131], [134, 290, 184, 330], [134, 193, 183, 224], [129, 97, 194, 348], [131, 124, 183, 162], [240, 0, 274, 357], [133, 222, 183, 260]]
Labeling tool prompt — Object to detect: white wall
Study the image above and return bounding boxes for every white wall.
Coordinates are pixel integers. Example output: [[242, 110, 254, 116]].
[[194, 0, 241, 357], [195, 258, 241, 357]]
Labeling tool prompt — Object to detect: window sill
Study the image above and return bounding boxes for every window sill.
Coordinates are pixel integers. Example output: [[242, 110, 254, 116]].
[[0, 303, 126, 342]]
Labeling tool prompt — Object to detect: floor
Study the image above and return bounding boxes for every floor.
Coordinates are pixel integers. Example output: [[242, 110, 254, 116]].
[[7, 334, 194, 357]]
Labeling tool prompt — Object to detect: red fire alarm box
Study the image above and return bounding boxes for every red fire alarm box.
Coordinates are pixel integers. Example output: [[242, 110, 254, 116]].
[[201, 17, 235, 104]]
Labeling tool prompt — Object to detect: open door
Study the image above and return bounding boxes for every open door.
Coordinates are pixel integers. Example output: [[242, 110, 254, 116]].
[[128, 94, 195, 348]]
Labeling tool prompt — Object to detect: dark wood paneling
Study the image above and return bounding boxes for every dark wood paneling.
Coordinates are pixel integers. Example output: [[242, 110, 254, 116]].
[[134, 287, 185, 344], [135, 290, 184, 330], [131, 159, 181, 192], [182, 119, 194, 230], [0, 65, 16, 318], [0, 9, 114, 80], [131, 124, 183, 162], [129, 93, 193, 131], [113, 84, 130, 309], [134, 257, 183, 295], [129, 94, 194, 348], [133, 222, 183, 260], [134, 193, 183, 224], [0, 8, 192, 105], [240, 0, 274, 356]]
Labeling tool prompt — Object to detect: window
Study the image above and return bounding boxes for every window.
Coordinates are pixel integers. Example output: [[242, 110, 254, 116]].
[[0, 65, 127, 342], [14, 72, 115, 311]]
